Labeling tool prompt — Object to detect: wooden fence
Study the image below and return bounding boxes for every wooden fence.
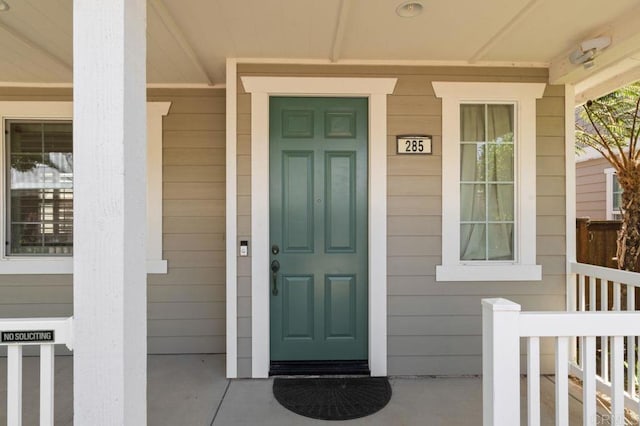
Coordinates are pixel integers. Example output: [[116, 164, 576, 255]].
[[576, 217, 621, 269]]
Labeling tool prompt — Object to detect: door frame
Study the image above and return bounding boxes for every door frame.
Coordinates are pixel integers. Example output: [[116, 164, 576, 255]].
[[241, 76, 397, 378]]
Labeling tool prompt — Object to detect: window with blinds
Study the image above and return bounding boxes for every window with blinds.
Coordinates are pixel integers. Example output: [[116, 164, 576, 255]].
[[6, 120, 73, 255]]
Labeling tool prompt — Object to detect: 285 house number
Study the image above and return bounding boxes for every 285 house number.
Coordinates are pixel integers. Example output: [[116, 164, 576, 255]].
[[396, 135, 432, 155]]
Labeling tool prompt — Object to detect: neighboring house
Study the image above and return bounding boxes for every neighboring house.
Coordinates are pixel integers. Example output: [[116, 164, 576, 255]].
[[576, 147, 623, 220], [2, 0, 640, 421]]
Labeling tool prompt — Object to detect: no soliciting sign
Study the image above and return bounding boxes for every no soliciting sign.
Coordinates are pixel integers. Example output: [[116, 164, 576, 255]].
[[1, 330, 54, 344]]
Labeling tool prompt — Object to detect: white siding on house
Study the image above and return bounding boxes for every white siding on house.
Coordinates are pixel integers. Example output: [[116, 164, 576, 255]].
[[235, 64, 566, 377]]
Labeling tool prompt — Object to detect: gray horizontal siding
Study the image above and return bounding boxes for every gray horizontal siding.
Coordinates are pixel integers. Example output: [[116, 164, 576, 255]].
[[237, 64, 566, 377], [0, 89, 75, 325], [0, 88, 227, 355], [576, 157, 610, 220]]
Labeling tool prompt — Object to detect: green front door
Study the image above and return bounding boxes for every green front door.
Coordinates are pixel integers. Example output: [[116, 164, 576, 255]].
[[269, 97, 368, 362]]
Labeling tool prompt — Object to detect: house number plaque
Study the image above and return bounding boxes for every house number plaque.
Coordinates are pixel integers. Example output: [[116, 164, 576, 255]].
[[396, 135, 432, 155]]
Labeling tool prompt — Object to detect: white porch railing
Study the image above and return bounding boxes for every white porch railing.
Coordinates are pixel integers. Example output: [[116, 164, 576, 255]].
[[1, 317, 73, 426], [483, 297, 640, 426], [569, 261, 640, 412]]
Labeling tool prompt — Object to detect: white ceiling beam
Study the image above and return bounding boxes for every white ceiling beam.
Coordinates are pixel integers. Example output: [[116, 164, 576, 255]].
[[468, 0, 542, 63], [149, 0, 215, 85], [575, 57, 640, 105], [0, 20, 72, 74], [330, 0, 352, 63], [549, 4, 640, 85]]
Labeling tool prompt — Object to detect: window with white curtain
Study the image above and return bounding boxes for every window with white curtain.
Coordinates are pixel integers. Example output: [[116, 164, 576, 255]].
[[433, 82, 544, 282], [460, 104, 514, 261]]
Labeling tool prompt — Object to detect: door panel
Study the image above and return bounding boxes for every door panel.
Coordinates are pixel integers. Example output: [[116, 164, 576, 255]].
[[325, 152, 356, 252], [282, 109, 314, 138], [282, 275, 314, 340], [324, 275, 357, 340], [270, 97, 368, 362], [282, 152, 314, 252]]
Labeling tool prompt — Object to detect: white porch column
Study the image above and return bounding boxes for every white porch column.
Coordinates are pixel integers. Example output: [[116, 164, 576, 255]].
[[73, 1, 147, 424], [482, 298, 521, 426]]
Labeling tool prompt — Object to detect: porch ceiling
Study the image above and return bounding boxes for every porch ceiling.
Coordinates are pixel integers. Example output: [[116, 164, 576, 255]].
[[0, 0, 639, 92]]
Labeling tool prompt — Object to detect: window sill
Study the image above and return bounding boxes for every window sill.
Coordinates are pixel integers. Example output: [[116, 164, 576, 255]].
[[435, 264, 542, 282], [0, 258, 168, 275]]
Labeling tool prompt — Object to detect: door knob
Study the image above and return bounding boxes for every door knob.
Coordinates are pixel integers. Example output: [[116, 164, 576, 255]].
[[271, 259, 280, 295]]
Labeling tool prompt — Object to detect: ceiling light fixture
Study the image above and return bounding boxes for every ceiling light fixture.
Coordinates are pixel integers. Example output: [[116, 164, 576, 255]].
[[569, 36, 611, 70], [0, 0, 9, 12], [396, 1, 423, 18]]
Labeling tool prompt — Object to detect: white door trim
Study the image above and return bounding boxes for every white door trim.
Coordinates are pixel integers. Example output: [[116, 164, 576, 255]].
[[241, 76, 397, 378], [225, 59, 238, 378]]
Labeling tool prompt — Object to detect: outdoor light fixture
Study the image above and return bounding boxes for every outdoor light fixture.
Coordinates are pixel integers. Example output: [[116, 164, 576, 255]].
[[0, 0, 9, 12], [396, 1, 423, 18], [569, 36, 612, 69]]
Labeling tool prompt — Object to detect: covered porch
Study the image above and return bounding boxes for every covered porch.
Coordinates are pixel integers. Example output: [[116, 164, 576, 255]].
[[1, 354, 591, 425], [5, 262, 640, 424], [2, 0, 640, 424], [4, 264, 640, 425]]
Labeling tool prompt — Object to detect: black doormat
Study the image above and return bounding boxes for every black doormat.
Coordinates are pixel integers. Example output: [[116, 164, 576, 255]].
[[273, 377, 392, 421]]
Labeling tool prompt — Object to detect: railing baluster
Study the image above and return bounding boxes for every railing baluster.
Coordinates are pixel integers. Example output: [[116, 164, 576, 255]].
[[636, 335, 639, 401], [578, 274, 586, 369], [612, 282, 623, 422], [601, 279, 608, 311], [613, 282, 621, 310], [569, 273, 578, 364], [589, 276, 596, 312], [611, 336, 624, 426], [627, 283, 636, 312], [601, 281, 609, 381], [527, 337, 540, 426], [40, 344, 55, 426], [582, 336, 597, 426], [578, 273, 586, 312], [627, 285, 636, 398], [556, 337, 569, 426], [7, 345, 23, 426], [568, 272, 578, 313]]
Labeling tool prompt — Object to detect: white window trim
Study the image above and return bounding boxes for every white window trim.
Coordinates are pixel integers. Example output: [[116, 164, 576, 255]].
[[240, 76, 397, 378], [0, 101, 170, 274], [604, 167, 620, 220], [432, 82, 544, 282]]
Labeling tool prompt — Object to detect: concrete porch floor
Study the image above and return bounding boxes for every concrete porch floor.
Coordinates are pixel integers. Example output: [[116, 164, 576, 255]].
[[0, 354, 590, 425]]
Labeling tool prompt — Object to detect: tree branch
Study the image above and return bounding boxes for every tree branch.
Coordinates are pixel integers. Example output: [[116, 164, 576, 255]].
[[583, 104, 626, 169], [631, 96, 640, 160], [596, 101, 628, 163]]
